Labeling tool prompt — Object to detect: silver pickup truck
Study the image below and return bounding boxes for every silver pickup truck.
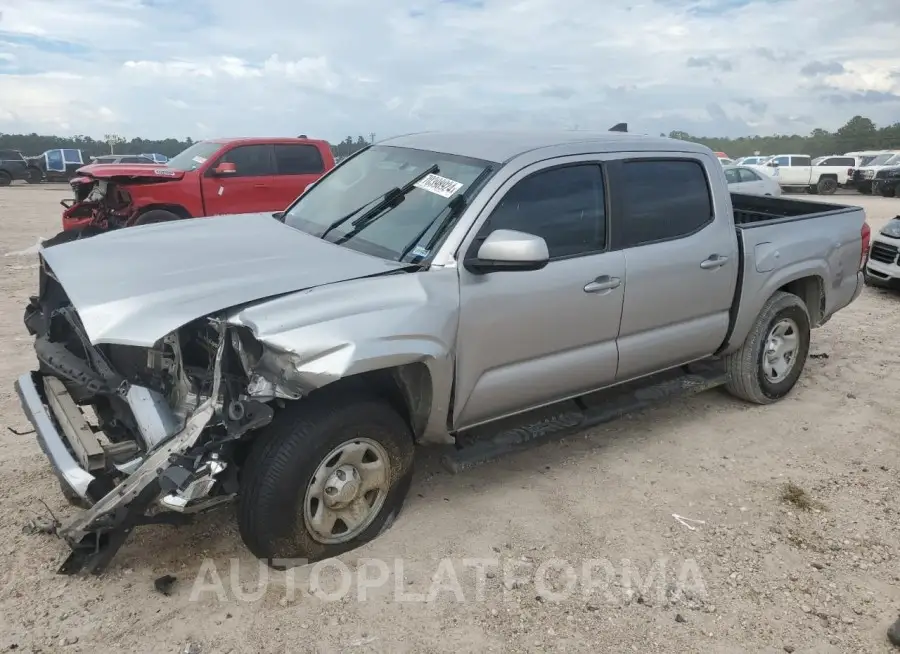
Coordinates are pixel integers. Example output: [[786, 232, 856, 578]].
[[15, 130, 869, 574]]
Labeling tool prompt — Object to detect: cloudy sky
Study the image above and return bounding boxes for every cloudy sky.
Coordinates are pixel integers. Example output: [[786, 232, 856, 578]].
[[0, 0, 898, 142]]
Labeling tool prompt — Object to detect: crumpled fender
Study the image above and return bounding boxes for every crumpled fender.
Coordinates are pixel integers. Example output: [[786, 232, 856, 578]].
[[226, 267, 461, 444]]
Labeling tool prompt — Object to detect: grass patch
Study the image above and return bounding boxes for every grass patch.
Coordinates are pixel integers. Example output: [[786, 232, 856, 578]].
[[780, 482, 825, 511]]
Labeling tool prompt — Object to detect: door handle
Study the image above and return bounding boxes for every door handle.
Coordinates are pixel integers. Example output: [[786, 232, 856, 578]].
[[700, 255, 728, 269], [584, 275, 621, 293]]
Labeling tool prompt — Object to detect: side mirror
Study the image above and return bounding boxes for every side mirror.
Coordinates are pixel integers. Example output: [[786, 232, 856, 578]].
[[464, 229, 549, 274], [213, 162, 237, 176]]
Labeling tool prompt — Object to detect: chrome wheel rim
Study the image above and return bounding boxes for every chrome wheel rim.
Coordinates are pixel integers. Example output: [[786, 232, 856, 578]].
[[304, 437, 390, 544], [762, 318, 800, 384]]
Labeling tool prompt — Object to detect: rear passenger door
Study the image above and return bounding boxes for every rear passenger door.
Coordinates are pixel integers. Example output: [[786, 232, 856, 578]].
[[610, 158, 738, 381], [272, 143, 327, 209], [454, 160, 625, 429], [201, 144, 277, 215]]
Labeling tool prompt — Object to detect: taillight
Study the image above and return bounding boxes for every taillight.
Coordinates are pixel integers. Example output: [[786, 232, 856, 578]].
[[860, 222, 871, 269], [848, 168, 854, 176]]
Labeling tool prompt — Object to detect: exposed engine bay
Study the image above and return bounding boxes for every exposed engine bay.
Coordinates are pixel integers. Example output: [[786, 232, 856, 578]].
[[20, 260, 286, 574]]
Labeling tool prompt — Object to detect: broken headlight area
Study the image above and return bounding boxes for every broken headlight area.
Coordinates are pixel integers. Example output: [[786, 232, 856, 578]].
[[20, 286, 277, 574]]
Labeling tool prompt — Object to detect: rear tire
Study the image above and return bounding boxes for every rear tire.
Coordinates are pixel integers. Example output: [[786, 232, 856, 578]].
[[816, 177, 838, 195], [724, 291, 811, 404], [133, 209, 182, 225], [238, 389, 415, 568]]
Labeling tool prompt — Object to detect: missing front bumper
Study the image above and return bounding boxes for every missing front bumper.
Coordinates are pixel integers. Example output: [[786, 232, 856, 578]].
[[14, 325, 229, 575]]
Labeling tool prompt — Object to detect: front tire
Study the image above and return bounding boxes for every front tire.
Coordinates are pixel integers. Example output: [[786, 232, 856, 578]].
[[724, 291, 811, 404], [0, 171, 11, 187], [878, 183, 896, 198], [26, 167, 42, 184], [238, 390, 415, 567]]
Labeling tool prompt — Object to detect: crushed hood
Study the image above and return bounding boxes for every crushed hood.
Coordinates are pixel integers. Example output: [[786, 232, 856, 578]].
[[74, 164, 184, 183], [39, 213, 407, 347]]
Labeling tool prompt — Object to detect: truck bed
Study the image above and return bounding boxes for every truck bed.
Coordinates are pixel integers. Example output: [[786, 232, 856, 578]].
[[731, 193, 859, 228]]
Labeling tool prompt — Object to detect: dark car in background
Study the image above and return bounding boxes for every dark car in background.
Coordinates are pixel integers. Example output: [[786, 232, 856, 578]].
[[872, 165, 900, 198], [24, 149, 87, 183], [89, 154, 156, 165], [0, 149, 31, 186]]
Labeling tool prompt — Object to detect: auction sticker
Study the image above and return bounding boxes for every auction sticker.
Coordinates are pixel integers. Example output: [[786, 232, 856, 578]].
[[414, 173, 463, 198]]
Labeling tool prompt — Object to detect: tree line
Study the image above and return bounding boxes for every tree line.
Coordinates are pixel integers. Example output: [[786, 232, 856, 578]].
[[0, 133, 374, 160], [2, 116, 899, 161]]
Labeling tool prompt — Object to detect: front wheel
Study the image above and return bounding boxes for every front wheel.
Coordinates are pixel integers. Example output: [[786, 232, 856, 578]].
[[26, 167, 42, 184], [238, 390, 415, 567], [878, 183, 896, 198], [0, 171, 11, 187], [724, 291, 811, 404], [133, 209, 182, 225]]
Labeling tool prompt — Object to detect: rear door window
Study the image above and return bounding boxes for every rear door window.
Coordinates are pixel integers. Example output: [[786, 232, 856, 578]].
[[790, 156, 811, 167], [274, 144, 326, 175], [738, 168, 761, 182], [617, 159, 713, 248]]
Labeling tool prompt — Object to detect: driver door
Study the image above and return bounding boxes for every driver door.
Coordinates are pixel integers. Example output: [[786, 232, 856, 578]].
[[201, 144, 277, 216], [453, 159, 625, 430]]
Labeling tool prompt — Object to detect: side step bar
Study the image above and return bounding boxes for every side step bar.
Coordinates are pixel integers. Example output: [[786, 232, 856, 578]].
[[442, 362, 726, 473]]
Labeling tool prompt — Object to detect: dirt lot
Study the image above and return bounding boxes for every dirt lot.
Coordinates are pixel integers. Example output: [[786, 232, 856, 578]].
[[0, 184, 898, 654]]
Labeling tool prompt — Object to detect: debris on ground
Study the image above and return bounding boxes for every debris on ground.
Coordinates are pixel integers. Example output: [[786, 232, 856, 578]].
[[888, 615, 900, 647], [22, 517, 58, 535], [809, 352, 829, 359], [154, 574, 178, 596]]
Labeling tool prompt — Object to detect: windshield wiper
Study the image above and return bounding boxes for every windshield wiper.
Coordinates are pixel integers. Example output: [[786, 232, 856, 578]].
[[397, 165, 494, 264], [321, 164, 439, 244], [398, 195, 467, 263]]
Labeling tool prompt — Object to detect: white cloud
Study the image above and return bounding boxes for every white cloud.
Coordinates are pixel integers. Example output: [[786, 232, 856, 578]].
[[0, 0, 898, 141]]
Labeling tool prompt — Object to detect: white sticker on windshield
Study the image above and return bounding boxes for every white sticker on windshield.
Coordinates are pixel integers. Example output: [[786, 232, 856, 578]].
[[411, 246, 430, 259], [192, 156, 207, 164], [414, 173, 463, 198]]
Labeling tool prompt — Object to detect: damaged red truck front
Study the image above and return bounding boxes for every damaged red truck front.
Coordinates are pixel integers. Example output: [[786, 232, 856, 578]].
[[62, 137, 335, 232]]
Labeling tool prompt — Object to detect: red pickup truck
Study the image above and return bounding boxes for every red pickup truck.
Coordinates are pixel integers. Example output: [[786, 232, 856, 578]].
[[61, 137, 335, 231]]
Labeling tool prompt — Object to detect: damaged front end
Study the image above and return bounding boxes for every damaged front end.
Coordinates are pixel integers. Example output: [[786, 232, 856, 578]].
[[16, 265, 276, 575], [61, 177, 137, 232]]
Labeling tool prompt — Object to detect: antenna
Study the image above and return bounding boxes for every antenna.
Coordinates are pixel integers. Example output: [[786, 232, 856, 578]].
[[609, 123, 627, 133]]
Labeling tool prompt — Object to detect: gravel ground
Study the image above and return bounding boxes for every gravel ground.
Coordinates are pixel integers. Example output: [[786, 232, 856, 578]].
[[0, 184, 898, 654]]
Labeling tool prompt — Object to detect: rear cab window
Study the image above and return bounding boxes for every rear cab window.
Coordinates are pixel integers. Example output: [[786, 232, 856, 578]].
[[614, 159, 713, 248], [274, 144, 325, 175]]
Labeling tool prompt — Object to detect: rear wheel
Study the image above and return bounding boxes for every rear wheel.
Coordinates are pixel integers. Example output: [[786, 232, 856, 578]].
[[724, 291, 811, 404], [816, 177, 838, 195], [238, 389, 415, 567]]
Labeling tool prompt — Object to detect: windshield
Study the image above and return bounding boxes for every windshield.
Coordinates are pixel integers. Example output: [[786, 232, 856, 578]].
[[165, 142, 223, 171], [866, 153, 895, 166], [282, 145, 495, 262]]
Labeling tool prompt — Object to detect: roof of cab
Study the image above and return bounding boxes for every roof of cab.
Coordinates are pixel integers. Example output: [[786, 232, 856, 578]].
[[379, 130, 711, 164]]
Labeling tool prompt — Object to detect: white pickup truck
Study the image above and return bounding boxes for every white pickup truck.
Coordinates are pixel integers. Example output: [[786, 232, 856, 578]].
[[755, 154, 853, 195]]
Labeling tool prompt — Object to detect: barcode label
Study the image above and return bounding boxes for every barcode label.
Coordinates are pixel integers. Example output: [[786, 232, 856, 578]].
[[414, 173, 463, 198]]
